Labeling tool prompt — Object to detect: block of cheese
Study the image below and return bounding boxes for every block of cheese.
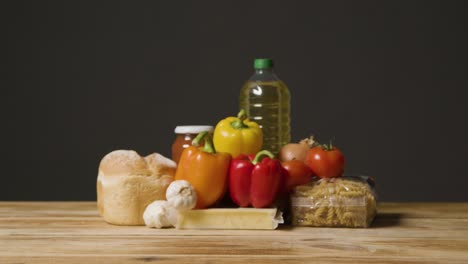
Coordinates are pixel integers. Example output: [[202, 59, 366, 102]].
[[176, 208, 283, 230]]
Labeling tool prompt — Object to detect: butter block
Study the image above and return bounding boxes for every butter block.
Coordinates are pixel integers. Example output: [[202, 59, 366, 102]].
[[176, 208, 283, 230]]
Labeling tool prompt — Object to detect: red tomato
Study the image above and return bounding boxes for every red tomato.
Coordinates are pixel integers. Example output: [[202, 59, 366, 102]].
[[282, 160, 313, 192], [305, 145, 345, 178]]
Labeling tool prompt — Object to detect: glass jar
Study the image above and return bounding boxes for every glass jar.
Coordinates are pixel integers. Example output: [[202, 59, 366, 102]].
[[172, 126, 214, 163]]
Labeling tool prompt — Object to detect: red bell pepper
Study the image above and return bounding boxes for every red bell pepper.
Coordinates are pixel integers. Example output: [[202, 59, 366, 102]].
[[229, 150, 284, 208]]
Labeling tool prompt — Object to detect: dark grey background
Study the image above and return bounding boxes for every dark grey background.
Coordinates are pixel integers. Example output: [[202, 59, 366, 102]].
[[1, 1, 467, 201]]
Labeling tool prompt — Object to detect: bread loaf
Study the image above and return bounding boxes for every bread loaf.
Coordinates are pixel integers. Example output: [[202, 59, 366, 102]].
[[97, 150, 176, 225]]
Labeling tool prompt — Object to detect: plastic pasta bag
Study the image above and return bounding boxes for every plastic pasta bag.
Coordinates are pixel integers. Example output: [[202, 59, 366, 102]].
[[290, 176, 377, 228]]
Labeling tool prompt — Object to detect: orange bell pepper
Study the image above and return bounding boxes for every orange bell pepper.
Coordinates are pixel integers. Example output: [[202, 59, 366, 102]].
[[174, 131, 231, 209]]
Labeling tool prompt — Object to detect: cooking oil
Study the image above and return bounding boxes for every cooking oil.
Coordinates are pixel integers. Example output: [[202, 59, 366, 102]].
[[239, 59, 290, 155]]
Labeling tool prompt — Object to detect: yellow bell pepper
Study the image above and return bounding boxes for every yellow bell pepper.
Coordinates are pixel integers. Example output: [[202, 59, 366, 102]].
[[213, 109, 263, 158]]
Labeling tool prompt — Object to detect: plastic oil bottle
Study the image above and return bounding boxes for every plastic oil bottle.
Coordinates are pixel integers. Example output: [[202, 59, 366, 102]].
[[239, 58, 291, 155]]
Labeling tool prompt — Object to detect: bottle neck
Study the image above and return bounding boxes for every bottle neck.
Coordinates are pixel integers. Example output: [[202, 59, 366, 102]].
[[255, 68, 275, 75], [251, 68, 279, 82]]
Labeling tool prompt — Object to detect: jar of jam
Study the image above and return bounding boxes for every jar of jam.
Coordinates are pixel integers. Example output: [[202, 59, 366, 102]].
[[172, 125, 214, 163]]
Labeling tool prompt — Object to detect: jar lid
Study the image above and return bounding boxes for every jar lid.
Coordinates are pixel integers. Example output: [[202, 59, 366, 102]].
[[174, 125, 214, 134]]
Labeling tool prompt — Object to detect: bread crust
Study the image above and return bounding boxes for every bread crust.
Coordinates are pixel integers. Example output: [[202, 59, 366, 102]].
[[97, 150, 176, 225]]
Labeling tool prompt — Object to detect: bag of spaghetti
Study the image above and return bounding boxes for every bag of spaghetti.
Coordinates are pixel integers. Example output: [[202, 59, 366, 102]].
[[290, 176, 377, 228]]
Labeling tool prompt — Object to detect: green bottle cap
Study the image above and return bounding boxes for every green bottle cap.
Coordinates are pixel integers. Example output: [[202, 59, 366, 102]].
[[254, 58, 274, 69]]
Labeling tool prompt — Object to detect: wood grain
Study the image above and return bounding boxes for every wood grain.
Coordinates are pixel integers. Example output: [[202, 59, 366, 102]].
[[1, 202, 467, 263]]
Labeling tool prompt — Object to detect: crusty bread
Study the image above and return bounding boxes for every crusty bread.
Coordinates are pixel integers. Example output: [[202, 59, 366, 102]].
[[97, 150, 176, 225]]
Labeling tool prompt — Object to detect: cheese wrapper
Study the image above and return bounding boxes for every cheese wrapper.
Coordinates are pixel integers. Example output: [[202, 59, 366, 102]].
[[176, 208, 283, 230]]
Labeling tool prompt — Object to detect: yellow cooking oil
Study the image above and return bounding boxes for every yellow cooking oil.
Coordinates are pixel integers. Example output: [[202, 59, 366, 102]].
[[239, 59, 291, 155]]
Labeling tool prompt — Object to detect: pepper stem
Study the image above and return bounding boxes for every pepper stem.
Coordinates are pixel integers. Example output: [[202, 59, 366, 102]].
[[230, 109, 249, 129], [192, 131, 216, 154], [252, 150, 275, 164], [237, 109, 247, 120]]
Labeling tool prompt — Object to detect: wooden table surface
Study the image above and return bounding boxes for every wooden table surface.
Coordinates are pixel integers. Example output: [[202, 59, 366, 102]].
[[1, 202, 467, 264]]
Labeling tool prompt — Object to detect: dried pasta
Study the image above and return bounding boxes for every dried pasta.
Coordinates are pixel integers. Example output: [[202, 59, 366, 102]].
[[291, 177, 377, 228]]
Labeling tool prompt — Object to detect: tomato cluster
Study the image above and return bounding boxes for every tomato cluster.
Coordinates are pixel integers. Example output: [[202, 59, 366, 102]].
[[280, 141, 345, 192]]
